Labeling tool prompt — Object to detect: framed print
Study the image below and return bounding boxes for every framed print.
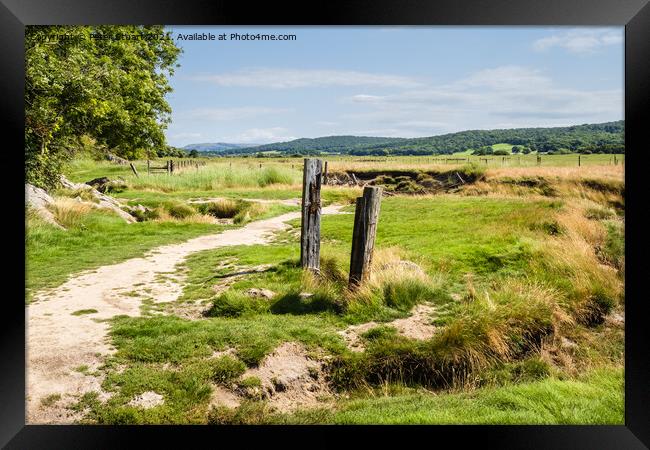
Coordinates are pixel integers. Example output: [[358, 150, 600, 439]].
[[2, 0, 649, 447]]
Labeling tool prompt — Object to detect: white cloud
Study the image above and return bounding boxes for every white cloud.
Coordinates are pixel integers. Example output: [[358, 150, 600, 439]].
[[341, 65, 622, 135], [184, 106, 290, 121], [224, 127, 297, 144], [190, 68, 423, 89], [458, 65, 551, 90], [169, 132, 201, 139], [533, 29, 622, 54]]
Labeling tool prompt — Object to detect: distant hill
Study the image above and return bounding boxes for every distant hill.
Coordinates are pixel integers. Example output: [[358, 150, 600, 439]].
[[186, 121, 624, 156], [182, 143, 259, 152], [222, 136, 407, 155]]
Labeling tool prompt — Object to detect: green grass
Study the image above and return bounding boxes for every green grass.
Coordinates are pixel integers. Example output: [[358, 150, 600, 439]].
[[71, 309, 98, 316], [316, 196, 556, 285], [312, 367, 623, 424], [38, 157, 624, 424]]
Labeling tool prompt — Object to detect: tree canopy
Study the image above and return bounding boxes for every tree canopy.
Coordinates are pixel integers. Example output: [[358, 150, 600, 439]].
[[25, 25, 182, 188]]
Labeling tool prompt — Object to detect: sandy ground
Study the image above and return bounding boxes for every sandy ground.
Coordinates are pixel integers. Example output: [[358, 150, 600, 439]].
[[26, 204, 344, 424], [338, 303, 438, 352]]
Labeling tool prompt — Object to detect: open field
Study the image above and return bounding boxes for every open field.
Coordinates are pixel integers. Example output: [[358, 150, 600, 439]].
[[26, 155, 624, 424]]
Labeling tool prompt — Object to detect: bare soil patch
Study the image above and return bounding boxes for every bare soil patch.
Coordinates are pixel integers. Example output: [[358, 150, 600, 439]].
[[339, 303, 438, 352]]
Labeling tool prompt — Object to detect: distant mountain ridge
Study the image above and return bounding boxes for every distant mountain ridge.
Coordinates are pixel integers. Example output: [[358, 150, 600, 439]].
[[185, 121, 624, 156], [182, 142, 259, 152]]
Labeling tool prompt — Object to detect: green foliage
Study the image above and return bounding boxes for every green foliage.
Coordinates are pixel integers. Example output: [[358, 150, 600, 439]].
[[25, 26, 182, 188], [195, 199, 241, 218], [165, 202, 195, 219]]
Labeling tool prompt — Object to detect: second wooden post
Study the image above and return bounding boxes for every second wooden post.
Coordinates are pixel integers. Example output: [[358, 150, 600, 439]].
[[300, 158, 323, 272], [349, 186, 382, 288]]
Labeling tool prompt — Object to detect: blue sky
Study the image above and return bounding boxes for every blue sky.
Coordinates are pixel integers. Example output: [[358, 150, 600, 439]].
[[163, 26, 623, 147]]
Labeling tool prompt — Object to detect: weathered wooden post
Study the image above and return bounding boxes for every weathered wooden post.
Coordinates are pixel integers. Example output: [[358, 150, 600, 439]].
[[614, 155, 618, 165], [129, 162, 139, 178], [147, 159, 150, 174], [578, 155, 581, 167], [349, 186, 382, 288], [300, 158, 323, 272], [166, 160, 171, 174], [323, 161, 328, 185], [170, 160, 175, 174]]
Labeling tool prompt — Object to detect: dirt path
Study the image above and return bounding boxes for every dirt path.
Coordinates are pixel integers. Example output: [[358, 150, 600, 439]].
[[26, 204, 345, 424]]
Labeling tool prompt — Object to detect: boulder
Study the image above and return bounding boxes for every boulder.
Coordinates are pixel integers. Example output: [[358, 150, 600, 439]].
[[59, 175, 136, 224], [246, 288, 276, 299], [25, 184, 64, 229], [106, 152, 129, 165], [86, 177, 112, 192]]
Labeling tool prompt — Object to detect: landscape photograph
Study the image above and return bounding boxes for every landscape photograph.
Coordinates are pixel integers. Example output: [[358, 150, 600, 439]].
[[25, 25, 625, 425]]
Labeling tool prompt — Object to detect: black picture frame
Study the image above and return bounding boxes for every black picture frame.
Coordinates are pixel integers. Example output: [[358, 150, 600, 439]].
[[2, 0, 648, 447]]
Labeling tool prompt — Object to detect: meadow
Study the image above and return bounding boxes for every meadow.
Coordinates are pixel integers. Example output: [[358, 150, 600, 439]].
[[26, 154, 624, 424]]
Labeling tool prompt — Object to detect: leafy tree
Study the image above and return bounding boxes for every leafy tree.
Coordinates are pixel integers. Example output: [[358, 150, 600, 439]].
[[25, 25, 182, 188], [188, 149, 199, 158], [522, 147, 532, 154]]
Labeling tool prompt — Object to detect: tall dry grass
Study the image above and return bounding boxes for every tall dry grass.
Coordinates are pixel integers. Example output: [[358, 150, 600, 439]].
[[48, 197, 93, 228]]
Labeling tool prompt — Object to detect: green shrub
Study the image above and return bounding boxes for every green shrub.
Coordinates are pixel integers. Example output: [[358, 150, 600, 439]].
[[196, 199, 241, 218], [166, 202, 195, 219]]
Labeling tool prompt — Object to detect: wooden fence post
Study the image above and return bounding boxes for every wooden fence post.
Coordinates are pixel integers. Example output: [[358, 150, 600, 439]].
[[300, 158, 323, 272], [323, 161, 328, 185], [166, 160, 170, 174], [147, 159, 150, 174], [578, 155, 581, 167], [170, 160, 175, 174], [349, 186, 382, 288], [129, 163, 139, 178]]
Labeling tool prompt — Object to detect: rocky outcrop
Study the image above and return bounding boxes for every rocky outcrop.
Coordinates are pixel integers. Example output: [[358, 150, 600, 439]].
[[60, 175, 136, 223], [25, 184, 65, 229], [106, 153, 129, 165]]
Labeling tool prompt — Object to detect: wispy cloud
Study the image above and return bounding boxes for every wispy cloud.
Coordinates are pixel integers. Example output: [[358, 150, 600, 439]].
[[223, 127, 297, 144], [183, 106, 290, 121], [189, 68, 423, 89], [342, 65, 622, 135], [169, 132, 201, 139], [533, 28, 622, 54]]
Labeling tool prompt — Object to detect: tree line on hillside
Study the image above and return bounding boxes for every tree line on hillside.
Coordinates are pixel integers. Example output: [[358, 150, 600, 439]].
[[352, 122, 624, 156], [212, 121, 624, 157]]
